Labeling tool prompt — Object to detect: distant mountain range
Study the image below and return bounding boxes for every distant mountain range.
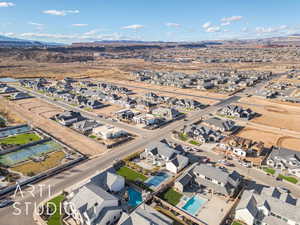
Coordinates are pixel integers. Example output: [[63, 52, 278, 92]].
[[1, 33, 300, 48], [0, 35, 64, 47]]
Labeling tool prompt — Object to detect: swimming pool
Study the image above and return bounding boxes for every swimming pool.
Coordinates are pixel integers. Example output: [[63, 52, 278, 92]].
[[182, 196, 206, 216], [0, 141, 61, 166], [127, 188, 142, 207], [145, 172, 170, 188]]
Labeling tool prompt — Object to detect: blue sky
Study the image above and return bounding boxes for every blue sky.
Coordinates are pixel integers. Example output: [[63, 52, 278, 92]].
[[0, 0, 300, 43]]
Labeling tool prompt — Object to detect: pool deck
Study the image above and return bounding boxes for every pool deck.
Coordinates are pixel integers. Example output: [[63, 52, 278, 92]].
[[196, 195, 234, 225]]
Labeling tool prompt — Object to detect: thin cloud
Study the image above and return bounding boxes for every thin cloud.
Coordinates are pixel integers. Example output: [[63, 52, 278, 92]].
[[28, 22, 43, 26], [28, 22, 44, 31], [202, 22, 211, 29], [221, 16, 243, 23], [43, 10, 80, 16], [0, 2, 15, 7], [221, 22, 230, 26], [256, 25, 288, 34], [206, 26, 221, 33], [122, 24, 144, 30], [72, 24, 88, 27], [165, 22, 180, 28]]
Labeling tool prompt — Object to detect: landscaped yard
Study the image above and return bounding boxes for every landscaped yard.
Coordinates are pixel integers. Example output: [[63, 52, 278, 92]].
[[160, 188, 183, 206], [46, 194, 65, 225], [232, 221, 244, 225], [189, 140, 200, 146], [178, 133, 188, 141], [263, 167, 275, 175], [0, 132, 41, 145], [117, 166, 148, 182], [278, 174, 298, 184], [11, 151, 65, 176]]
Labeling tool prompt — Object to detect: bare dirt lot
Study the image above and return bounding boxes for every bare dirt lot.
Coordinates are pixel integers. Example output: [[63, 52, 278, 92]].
[[92, 104, 124, 117], [238, 97, 300, 132], [237, 127, 300, 151], [2, 97, 106, 156]]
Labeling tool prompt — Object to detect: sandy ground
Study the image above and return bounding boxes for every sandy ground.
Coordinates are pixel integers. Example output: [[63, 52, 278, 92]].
[[94, 77, 227, 100], [128, 87, 218, 105], [237, 127, 300, 151], [2, 97, 106, 156], [92, 104, 124, 117], [238, 97, 300, 132]]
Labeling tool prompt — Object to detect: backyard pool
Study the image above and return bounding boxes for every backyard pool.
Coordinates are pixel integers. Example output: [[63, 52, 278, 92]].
[[182, 196, 206, 216], [0, 125, 31, 139], [127, 188, 142, 207], [0, 141, 61, 166], [145, 172, 170, 188]]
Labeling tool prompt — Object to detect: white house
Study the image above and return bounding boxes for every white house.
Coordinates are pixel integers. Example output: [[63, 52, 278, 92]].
[[166, 154, 189, 174], [235, 186, 300, 225], [267, 147, 300, 178], [117, 204, 173, 225], [106, 172, 125, 192], [93, 125, 127, 140], [64, 182, 122, 225]]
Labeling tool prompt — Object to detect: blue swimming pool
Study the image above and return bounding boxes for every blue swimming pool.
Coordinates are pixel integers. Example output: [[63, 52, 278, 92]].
[[127, 188, 142, 207], [146, 172, 170, 188], [182, 196, 206, 216]]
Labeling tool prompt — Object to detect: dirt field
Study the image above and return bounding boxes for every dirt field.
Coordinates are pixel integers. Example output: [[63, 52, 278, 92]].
[[237, 127, 300, 151], [2, 97, 106, 156], [238, 97, 300, 132], [94, 77, 226, 100], [92, 104, 124, 117]]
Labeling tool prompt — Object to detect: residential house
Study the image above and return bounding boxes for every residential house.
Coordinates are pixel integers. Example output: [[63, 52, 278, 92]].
[[64, 182, 122, 225], [86, 100, 105, 109], [117, 204, 173, 225], [175, 163, 242, 196], [183, 124, 223, 143], [151, 107, 181, 120], [73, 120, 100, 135], [141, 141, 189, 173], [202, 117, 236, 132], [106, 172, 125, 193], [166, 154, 189, 174], [93, 125, 127, 140], [1, 86, 17, 93], [115, 109, 136, 121], [267, 147, 300, 178], [54, 111, 85, 126], [218, 105, 256, 120], [10, 92, 31, 100], [219, 136, 265, 165], [234, 186, 300, 225]]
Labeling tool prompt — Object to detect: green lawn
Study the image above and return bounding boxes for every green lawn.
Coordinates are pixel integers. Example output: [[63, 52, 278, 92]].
[[278, 174, 298, 184], [189, 140, 200, 146], [117, 166, 148, 182], [160, 188, 183, 206], [232, 221, 244, 225], [263, 167, 275, 175], [0, 133, 41, 145], [46, 194, 65, 225], [178, 133, 188, 141]]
